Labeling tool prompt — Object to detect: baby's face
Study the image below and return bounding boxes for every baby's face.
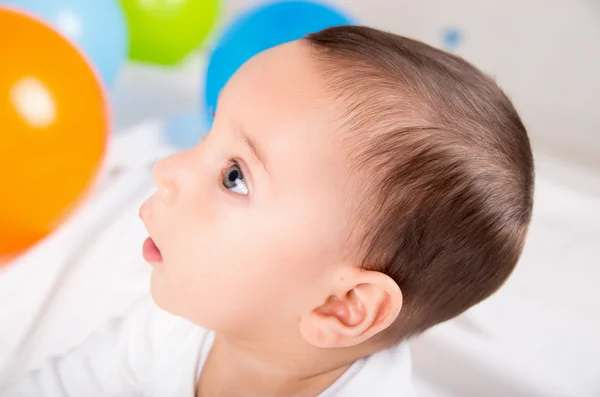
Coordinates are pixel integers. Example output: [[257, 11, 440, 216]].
[[140, 42, 354, 335]]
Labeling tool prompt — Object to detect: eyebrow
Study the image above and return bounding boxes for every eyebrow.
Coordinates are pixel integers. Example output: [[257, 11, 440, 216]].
[[242, 134, 268, 173]]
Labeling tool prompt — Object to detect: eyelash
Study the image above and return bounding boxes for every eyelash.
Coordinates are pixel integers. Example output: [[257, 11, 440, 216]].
[[228, 157, 240, 171]]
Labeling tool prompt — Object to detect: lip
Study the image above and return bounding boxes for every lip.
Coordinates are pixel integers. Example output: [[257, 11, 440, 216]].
[[143, 236, 163, 264]]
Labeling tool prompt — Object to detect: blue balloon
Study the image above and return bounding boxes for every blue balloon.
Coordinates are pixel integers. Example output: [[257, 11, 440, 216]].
[[2, 0, 128, 87], [204, 0, 354, 125], [164, 112, 210, 151]]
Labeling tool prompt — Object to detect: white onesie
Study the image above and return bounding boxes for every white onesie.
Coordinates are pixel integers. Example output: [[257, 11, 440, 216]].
[[1, 296, 415, 397]]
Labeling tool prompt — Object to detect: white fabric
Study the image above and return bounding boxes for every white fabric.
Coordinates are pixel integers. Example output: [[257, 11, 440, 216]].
[[1, 296, 415, 397]]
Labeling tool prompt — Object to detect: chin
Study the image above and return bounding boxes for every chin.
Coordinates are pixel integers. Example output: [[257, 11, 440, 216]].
[[149, 270, 232, 330], [149, 270, 178, 314], [149, 272, 205, 325]]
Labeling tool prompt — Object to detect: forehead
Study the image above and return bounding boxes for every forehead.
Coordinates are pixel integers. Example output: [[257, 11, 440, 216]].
[[219, 41, 330, 153], [218, 41, 352, 197], [221, 42, 323, 119]]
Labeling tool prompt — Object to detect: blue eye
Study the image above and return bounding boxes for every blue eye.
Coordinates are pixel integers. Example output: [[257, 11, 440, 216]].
[[223, 162, 248, 195]]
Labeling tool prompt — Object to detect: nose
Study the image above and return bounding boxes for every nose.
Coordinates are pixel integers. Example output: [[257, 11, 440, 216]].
[[151, 150, 192, 205]]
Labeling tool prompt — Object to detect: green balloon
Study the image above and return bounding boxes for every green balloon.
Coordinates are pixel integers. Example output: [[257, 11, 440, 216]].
[[119, 0, 220, 65]]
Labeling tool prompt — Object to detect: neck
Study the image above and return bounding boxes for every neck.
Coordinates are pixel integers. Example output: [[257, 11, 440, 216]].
[[196, 333, 354, 397]]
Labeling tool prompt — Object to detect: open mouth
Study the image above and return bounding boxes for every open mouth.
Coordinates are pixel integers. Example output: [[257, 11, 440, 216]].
[[143, 236, 163, 263]]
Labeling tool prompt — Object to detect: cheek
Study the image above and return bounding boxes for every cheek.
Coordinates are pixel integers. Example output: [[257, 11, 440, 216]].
[[150, 188, 343, 329], [150, 198, 262, 326], [228, 206, 340, 311]]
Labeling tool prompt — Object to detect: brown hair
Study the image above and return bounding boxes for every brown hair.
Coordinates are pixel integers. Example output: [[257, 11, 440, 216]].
[[305, 26, 534, 337]]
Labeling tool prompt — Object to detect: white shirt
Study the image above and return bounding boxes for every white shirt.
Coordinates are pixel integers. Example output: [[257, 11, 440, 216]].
[[1, 297, 415, 397]]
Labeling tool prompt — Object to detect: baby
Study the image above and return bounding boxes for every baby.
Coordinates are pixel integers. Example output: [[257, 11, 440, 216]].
[[3, 25, 534, 396]]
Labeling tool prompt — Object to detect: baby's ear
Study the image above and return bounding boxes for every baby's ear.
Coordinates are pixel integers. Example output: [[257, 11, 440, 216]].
[[299, 267, 402, 348]]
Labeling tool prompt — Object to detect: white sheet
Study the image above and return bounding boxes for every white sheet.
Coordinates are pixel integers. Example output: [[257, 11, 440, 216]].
[[0, 121, 598, 396]]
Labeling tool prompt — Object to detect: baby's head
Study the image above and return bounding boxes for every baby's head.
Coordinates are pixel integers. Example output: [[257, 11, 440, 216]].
[[140, 26, 533, 354]]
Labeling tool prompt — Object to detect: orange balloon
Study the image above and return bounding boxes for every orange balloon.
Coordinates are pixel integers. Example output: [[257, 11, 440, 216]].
[[0, 7, 109, 262]]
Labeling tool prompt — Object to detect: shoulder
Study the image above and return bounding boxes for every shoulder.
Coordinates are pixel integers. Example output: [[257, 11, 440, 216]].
[[0, 296, 211, 397]]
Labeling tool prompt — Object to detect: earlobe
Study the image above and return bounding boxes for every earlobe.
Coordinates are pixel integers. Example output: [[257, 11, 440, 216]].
[[299, 267, 402, 349]]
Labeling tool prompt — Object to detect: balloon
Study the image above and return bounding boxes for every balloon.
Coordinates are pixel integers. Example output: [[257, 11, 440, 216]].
[[0, 8, 109, 262], [119, 0, 220, 66], [2, 0, 128, 87], [164, 112, 209, 151], [204, 0, 353, 124]]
